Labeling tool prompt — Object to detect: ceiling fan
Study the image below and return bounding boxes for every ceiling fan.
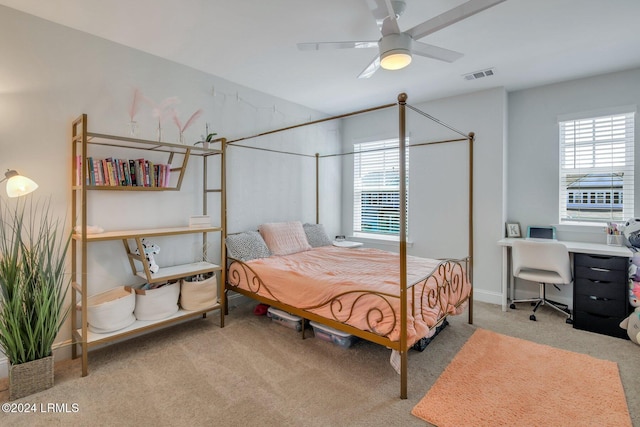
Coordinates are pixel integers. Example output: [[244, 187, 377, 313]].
[[297, 0, 506, 78]]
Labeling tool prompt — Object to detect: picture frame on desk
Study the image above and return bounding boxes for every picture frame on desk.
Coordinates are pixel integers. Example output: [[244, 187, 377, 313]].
[[506, 222, 522, 238]]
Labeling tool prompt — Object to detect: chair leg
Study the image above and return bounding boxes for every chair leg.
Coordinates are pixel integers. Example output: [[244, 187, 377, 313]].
[[510, 281, 544, 310], [543, 298, 572, 318], [532, 299, 543, 313], [536, 283, 572, 322], [509, 297, 542, 310]]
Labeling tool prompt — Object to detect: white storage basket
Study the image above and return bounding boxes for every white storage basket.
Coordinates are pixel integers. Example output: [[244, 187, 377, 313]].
[[134, 281, 180, 321], [180, 275, 218, 311], [82, 286, 136, 334]]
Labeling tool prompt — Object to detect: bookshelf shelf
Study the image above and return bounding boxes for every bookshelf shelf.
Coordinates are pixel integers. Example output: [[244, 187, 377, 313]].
[[73, 306, 222, 346], [72, 226, 223, 242], [70, 114, 226, 376]]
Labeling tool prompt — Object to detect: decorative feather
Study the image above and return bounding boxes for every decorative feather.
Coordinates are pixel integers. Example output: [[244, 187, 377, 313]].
[[129, 88, 143, 121], [181, 109, 203, 132], [172, 108, 203, 132], [146, 96, 180, 120], [171, 109, 182, 130]]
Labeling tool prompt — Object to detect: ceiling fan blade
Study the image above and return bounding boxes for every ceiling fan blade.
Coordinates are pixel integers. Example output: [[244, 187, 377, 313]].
[[412, 41, 464, 63], [367, 0, 401, 35], [358, 55, 381, 79], [367, 0, 390, 25], [380, 0, 401, 35], [297, 41, 378, 51], [407, 0, 506, 41]]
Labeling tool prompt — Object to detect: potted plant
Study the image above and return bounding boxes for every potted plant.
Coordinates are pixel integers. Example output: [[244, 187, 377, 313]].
[[195, 123, 218, 149], [0, 197, 70, 400]]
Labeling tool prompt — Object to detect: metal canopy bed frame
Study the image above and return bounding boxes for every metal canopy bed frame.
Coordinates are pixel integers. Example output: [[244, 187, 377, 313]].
[[224, 93, 474, 399]]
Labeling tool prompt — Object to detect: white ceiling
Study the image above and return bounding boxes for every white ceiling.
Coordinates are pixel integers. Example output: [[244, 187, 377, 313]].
[[3, 0, 640, 115]]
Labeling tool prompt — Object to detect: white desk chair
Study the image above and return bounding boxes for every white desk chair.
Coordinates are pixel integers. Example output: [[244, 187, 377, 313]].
[[509, 239, 573, 323]]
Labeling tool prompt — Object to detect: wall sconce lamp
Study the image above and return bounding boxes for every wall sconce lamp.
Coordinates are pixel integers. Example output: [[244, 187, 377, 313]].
[[1, 170, 39, 197]]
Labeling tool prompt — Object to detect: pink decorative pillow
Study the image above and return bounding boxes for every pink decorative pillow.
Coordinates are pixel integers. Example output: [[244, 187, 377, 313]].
[[259, 221, 312, 256]]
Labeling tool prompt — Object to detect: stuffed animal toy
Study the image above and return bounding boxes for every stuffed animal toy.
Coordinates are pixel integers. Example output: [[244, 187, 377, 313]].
[[135, 239, 160, 273], [624, 218, 640, 248], [630, 281, 640, 308], [629, 253, 640, 280], [619, 307, 640, 345]]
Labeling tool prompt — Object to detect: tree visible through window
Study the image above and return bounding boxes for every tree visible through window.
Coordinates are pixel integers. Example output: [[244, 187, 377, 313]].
[[353, 139, 408, 236], [559, 111, 635, 222]]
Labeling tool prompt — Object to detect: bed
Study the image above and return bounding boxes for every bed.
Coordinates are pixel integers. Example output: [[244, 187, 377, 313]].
[[227, 239, 470, 346], [222, 93, 475, 398]]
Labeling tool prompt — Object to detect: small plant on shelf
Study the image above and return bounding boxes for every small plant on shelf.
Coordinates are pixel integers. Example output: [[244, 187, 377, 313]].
[[195, 123, 218, 148]]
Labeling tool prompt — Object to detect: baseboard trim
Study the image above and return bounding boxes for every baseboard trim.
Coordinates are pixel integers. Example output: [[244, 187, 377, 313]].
[[472, 289, 503, 306], [0, 339, 72, 380]]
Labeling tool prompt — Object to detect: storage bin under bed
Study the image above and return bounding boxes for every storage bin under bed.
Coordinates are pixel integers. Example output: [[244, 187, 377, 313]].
[[267, 307, 302, 331], [310, 321, 359, 348]]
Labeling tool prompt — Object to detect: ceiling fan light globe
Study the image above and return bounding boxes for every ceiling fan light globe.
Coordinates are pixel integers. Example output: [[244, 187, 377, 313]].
[[378, 32, 412, 71], [380, 50, 412, 70]]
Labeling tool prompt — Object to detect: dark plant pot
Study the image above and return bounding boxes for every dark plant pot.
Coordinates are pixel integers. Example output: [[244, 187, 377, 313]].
[[9, 355, 54, 400]]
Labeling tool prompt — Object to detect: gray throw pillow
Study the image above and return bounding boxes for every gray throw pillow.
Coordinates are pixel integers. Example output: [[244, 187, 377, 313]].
[[303, 223, 332, 248], [225, 231, 271, 261]]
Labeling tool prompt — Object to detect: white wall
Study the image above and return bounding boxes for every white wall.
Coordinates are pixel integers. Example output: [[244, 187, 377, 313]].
[[340, 88, 508, 305], [0, 6, 340, 376], [507, 67, 640, 302]]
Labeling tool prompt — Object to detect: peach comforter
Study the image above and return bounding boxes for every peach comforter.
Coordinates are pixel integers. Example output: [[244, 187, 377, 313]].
[[227, 246, 471, 345]]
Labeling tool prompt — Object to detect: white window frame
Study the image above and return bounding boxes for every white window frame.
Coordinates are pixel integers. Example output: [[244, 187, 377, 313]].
[[353, 138, 409, 239], [559, 107, 635, 223]]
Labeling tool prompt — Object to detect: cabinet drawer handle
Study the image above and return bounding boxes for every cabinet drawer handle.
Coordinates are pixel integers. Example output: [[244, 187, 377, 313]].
[[583, 311, 610, 319], [589, 267, 611, 273], [588, 295, 610, 301], [587, 279, 613, 285]]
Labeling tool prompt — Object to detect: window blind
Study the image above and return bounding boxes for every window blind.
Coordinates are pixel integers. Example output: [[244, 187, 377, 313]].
[[353, 139, 408, 236], [559, 112, 635, 222]]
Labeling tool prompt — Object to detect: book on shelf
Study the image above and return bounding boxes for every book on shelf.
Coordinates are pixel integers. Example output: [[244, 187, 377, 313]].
[[129, 160, 137, 186], [77, 155, 171, 188], [97, 161, 104, 186]]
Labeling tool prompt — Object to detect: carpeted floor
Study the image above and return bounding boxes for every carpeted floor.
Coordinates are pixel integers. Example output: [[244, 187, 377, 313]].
[[412, 328, 631, 426], [0, 298, 638, 426]]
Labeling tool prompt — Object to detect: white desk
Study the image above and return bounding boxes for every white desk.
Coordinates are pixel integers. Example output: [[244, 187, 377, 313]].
[[497, 238, 633, 311]]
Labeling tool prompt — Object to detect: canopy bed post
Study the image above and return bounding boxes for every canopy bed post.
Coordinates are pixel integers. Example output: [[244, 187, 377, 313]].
[[315, 152, 320, 224], [220, 138, 227, 326], [398, 92, 408, 399], [468, 132, 474, 324]]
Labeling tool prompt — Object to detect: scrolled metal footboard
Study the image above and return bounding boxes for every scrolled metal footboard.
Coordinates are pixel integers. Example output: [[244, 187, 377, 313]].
[[304, 288, 398, 336], [227, 257, 279, 300], [415, 257, 471, 323]]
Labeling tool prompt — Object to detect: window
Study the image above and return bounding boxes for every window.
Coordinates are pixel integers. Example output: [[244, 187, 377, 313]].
[[559, 110, 635, 222], [353, 139, 408, 237]]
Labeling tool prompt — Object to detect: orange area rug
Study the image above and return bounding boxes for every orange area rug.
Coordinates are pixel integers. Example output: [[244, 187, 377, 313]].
[[411, 329, 631, 426]]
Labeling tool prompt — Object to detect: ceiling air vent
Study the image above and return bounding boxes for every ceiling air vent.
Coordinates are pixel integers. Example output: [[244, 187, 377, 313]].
[[463, 68, 495, 81]]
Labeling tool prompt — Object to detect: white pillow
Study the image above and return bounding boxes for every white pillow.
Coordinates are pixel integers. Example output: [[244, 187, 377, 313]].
[[259, 221, 312, 256]]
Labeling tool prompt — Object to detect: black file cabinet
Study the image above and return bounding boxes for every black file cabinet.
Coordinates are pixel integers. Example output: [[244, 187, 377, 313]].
[[573, 253, 630, 339]]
